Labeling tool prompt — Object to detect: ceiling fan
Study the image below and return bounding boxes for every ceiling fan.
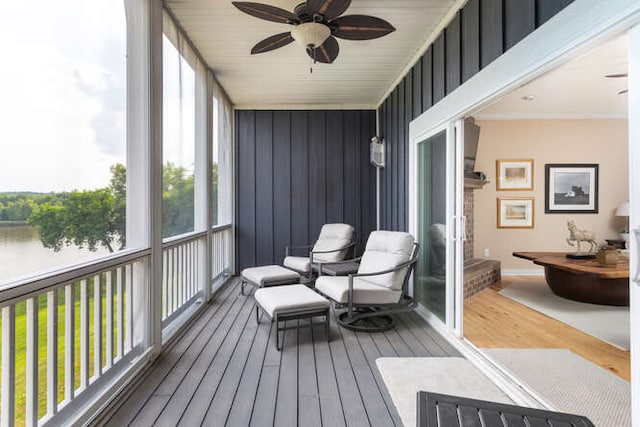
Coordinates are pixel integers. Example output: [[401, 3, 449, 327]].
[[605, 73, 628, 95], [232, 1, 396, 65]]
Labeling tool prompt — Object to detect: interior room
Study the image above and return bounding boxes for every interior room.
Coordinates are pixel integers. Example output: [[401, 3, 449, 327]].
[[462, 32, 630, 422]]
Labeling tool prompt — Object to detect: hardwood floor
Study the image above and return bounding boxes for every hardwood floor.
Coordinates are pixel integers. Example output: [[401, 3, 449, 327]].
[[101, 278, 460, 426], [464, 276, 630, 381]]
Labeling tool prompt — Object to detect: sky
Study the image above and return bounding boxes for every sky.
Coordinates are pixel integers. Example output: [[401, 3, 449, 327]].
[[0, 1, 201, 193], [0, 1, 127, 193]]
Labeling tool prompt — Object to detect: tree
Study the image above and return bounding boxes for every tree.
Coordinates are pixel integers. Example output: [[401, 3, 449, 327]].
[[110, 163, 126, 248], [27, 162, 199, 252], [28, 189, 120, 252], [162, 162, 194, 237]]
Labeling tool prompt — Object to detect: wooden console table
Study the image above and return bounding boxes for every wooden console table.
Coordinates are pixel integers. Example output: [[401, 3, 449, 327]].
[[513, 251, 630, 306]]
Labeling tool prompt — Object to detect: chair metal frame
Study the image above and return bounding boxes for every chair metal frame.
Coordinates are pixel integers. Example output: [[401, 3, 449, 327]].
[[285, 239, 357, 279], [319, 242, 419, 332]]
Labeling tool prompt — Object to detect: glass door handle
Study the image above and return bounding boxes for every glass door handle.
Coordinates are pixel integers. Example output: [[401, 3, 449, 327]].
[[461, 216, 467, 242], [633, 228, 640, 284]]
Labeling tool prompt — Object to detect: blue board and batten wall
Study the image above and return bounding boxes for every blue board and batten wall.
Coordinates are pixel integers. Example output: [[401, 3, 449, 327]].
[[378, 0, 573, 232], [236, 110, 376, 271], [234, 0, 573, 271]]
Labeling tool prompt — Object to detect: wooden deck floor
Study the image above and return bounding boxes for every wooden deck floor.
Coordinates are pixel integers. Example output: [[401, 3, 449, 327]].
[[102, 278, 460, 427]]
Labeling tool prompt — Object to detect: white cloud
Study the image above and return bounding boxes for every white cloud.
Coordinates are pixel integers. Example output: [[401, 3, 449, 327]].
[[0, 0, 126, 192]]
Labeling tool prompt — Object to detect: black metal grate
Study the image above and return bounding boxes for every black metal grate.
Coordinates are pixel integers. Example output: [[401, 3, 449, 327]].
[[417, 392, 595, 427]]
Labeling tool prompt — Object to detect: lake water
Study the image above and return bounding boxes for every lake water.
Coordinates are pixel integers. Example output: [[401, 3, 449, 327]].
[[0, 225, 109, 284]]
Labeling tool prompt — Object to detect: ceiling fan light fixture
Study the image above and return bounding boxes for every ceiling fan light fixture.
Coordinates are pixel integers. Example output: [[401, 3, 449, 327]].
[[291, 22, 330, 48]]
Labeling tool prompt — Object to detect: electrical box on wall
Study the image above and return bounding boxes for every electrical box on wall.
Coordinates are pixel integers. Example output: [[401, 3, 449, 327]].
[[370, 136, 385, 168]]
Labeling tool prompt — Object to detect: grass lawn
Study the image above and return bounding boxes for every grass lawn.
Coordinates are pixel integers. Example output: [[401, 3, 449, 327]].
[[1, 273, 126, 426]]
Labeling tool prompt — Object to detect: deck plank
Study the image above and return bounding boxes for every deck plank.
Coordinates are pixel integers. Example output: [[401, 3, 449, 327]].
[[249, 323, 282, 426], [274, 321, 299, 427], [201, 304, 262, 426], [102, 278, 460, 426], [338, 326, 396, 427], [313, 325, 347, 427], [176, 295, 255, 425], [298, 319, 322, 426], [404, 311, 461, 356], [106, 284, 239, 426], [383, 327, 415, 357], [356, 332, 404, 426], [154, 292, 251, 424], [224, 314, 272, 426]]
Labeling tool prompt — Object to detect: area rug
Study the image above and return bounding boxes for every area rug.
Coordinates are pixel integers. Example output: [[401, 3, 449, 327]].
[[376, 357, 512, 427], [499, 279, 630, 350], [484, 349, 630, 427]]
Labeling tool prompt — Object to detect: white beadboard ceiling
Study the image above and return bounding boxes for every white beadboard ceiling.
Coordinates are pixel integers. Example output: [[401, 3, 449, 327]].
[[165, 0, 460, 109], [474, 33, 628, 119]]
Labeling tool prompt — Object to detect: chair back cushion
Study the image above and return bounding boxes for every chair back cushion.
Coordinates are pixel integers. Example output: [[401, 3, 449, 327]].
[[358, 231, 415, 290], [312, 223, 355, 262]]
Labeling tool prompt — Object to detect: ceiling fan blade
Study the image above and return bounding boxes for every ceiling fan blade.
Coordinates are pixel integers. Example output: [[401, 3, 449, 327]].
[[251, 32, 294, 54], [307, 36, 339, 63], [331, 15, 396, 40], [232, 2, 298, 24], [306, 0, 351, 21], [618, 89, 629, 95], [605, 73, 628, 78]]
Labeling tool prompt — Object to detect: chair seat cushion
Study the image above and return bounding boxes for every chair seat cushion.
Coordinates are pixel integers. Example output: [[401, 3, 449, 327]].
[[242, 265, 300, 286], [255, 284, 331, 318], [283, 256, 311, 273], [315, 276, 402, 305]]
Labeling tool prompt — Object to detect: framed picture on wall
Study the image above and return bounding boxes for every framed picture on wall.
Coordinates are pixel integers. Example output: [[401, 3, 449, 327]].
[[545, 164, 599, 213], [496, 159, 534, 190], [497, 197, 535, 228]]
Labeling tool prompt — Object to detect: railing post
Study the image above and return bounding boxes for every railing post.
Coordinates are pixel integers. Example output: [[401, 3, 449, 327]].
[[47, 290, 58, 417], [80, 279, 90, 390], [94, 274, 103, 378], [2, 305, 16, 427], [65, 283, 75, 402], [26, 297, 38, 426]]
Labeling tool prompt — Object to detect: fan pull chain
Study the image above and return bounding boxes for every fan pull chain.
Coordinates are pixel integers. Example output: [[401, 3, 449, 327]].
[[308, 44, 315, 74]]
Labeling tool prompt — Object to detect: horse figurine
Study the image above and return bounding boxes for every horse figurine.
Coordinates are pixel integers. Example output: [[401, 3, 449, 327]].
[[566, 220, 597, 254]]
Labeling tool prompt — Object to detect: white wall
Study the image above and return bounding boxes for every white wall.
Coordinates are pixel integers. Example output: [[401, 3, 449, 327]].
[[473, 118, 628, 270]]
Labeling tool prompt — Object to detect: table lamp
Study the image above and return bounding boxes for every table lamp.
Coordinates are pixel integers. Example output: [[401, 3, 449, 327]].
[[616, 201, 629, 245]]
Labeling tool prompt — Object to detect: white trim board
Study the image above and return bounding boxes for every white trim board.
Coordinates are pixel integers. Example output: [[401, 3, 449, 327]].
[[474, 113, 628, 120], [502, 269, 544, 277], [233, 103, 376, 111]]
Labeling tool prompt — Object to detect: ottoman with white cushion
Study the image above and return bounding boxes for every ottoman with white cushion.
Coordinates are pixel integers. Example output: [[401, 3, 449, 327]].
[[240, 265, 301, 295], [254, 284, 331, 350]]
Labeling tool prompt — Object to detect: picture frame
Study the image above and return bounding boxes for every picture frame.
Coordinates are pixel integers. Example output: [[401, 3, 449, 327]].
[[545, 164, 598, 213], [496, 159, 534, 190], [497, 197, 535, 228]]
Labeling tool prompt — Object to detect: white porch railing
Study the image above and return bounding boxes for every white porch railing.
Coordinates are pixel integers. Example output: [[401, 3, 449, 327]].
[[211, 224, 232, 291], [0, 249, 149, 427], [161, 231, 205, 326], [0, 224, 233, 426]]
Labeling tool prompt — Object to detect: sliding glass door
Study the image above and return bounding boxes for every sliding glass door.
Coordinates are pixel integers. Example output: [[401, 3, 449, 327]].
[[416, 130, 447, 319], [414, 124, 461, 327]]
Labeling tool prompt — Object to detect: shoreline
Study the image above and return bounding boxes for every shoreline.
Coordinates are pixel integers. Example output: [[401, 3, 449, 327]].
[[0, 221, 28, 227]]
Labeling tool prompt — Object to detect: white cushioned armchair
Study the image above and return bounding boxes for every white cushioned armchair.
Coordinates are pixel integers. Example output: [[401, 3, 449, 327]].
[[283, 223, 355, 277], [315, 230, 419, 331]]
